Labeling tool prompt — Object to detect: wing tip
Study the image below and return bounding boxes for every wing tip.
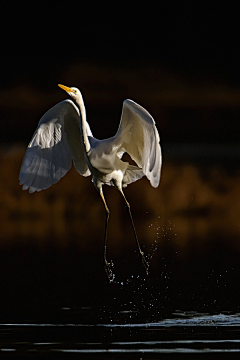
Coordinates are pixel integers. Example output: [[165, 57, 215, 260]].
[[147, 166, 161, 188], [149, 175, 160, 188], [123, 99, 137, 108]]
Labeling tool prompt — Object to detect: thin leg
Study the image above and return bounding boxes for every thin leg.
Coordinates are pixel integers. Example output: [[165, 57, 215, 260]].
[[99, 190, 115, 283], [120, 190, 149, 275]]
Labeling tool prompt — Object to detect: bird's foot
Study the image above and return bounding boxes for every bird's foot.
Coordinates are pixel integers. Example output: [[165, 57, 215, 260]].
[[140, 251, 149, 275], [104, 260, 115, 283]]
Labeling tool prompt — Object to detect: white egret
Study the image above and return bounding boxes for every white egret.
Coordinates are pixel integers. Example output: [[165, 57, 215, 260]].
[[19, 84, 162, 282]]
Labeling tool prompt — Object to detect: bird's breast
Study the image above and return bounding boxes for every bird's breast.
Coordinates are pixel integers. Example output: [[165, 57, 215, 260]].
[[87, 149, 126, 187], [88, 151, 115, 173]]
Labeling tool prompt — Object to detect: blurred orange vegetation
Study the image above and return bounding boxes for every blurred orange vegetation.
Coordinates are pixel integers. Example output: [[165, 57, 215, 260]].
[[1, 145, 240, 252]]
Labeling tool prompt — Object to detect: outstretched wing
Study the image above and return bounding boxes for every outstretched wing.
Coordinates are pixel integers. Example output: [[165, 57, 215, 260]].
[[19, 99, 92, 193], [115, 99, 161, 188]]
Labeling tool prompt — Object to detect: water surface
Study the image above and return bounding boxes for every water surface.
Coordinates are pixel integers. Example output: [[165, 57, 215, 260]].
[[1, 312, 240, 358]]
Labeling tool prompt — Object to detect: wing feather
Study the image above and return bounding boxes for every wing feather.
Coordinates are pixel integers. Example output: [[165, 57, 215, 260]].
[[115, 99, 161, 188], [19, 99, 91, 192], [122, 165, 144, 187]]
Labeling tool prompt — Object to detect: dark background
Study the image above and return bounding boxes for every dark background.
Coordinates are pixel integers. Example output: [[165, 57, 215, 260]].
[[1, 2, 240, 144], [1, 3, 240, 324]]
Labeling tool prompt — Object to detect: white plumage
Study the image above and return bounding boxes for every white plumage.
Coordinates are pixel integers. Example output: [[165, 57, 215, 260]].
[[19, 84, 162, 281]]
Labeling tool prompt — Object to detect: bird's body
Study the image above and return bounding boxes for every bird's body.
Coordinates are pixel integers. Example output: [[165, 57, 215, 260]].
[[19, 85, 162, 281]]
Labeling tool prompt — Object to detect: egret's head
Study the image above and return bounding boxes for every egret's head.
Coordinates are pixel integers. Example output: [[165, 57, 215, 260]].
[[58, 84, 81, 101]]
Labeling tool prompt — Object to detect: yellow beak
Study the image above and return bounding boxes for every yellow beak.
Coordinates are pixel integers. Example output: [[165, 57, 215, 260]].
[[58, 84, 73, 93]]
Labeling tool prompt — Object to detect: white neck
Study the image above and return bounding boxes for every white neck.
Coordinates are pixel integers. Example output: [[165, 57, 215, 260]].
[[76, 93, 91, 153]]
